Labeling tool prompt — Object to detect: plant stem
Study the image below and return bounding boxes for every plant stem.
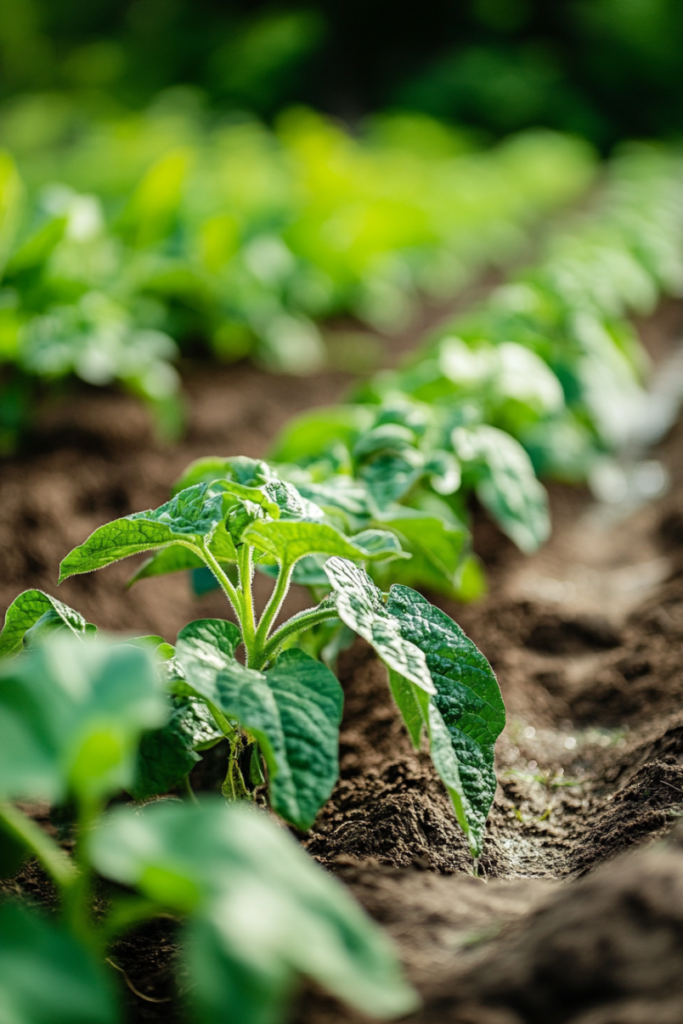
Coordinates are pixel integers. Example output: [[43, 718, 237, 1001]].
[[238, 545, 256, 663], [222, 737, 251, 802], [253, 561, 294, 657], [63, 797, 101, 944], [0, 800, 77, 891], [183, 775, 199, 806], [260, 604, 339, 667], [200, 543, 243, 622]]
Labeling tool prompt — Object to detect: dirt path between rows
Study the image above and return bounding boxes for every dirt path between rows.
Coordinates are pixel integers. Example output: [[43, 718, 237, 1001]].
[[3, 300, 683, 1024]]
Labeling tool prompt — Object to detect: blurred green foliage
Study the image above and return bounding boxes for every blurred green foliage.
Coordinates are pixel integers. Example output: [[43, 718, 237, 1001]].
[[0, 89, 594, 450], [0, 0, 681, 146], [269, 146, 683, 598]]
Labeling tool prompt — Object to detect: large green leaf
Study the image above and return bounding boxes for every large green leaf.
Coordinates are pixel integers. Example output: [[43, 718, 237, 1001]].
[[322, 558, 435, 695], [0, 636, 167, 802], [175, 622, 342, 829], [451, 425, 550, 553], [0, 590, 95, 657], [0, 903, 118, 1024], [243, 520, 397, 569], [90, 800, 417, 1024], [386, 585, 505, 857], [258, 649, 343, 829], [59, 484, 226, 582]]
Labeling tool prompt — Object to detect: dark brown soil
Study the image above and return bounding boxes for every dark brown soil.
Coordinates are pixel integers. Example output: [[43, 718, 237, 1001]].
[[4, 301, 683, 1024]]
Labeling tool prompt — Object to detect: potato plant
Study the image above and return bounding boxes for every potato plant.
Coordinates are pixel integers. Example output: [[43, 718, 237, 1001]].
[[2, 455, 504, 861]]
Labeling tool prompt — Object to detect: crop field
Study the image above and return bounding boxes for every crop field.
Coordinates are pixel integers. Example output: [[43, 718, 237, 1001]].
[[2, 4, 683, 1024]]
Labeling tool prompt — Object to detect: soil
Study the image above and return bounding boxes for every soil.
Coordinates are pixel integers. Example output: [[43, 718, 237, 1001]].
[[3, 300, 683, 1024]]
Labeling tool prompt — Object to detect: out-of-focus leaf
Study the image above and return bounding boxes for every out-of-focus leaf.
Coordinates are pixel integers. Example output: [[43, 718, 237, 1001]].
[[90, 800, 418, 1024], [0, 903, 118, 1024], [0, 636, 166, 802]]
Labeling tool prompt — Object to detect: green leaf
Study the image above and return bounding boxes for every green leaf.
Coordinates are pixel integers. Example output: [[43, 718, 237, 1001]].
[[0, 590, 92, 657], [360, 452, 424, 510], [174, 620, 243, 686], [173, 456, 274, 494], [130, 697, 223, 800], [0, 636, 167, 803], [90, 800, 418, 1024], [452, 425, 550, 553], [243, 520, 382, 568], [386, 585, 505, 858], [322, 558, 435, 695], [350, 529, 410, 561], [376, 510, 467, 593], [176, 626, 343, 830], [258, 649, 343, 829], [0, 903, 118, 1024], [59, 484, 225, 582]]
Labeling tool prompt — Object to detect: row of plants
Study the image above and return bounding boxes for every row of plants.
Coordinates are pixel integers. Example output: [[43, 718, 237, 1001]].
[[255, 144, 683, 599], [0, 91, 596, 450], [1, 135, 681, 1024]]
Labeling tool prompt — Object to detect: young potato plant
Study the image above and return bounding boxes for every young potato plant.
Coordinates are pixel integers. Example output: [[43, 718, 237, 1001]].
[[0, 632, 417, 1024], [3, 454, 505, 860]]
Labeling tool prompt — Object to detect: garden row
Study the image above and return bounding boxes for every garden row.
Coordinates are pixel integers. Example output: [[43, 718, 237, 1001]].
[[0, 94, 594, 449], [1, 142, 683, 1024]]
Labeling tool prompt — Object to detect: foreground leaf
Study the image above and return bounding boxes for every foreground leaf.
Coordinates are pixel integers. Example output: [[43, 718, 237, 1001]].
[[59, 484, 225, 582], [0, 903, 118, 1024], [90, 800, 418, 1024], [0, 590, 93, 657], [0, 636, 167, 803], [323, 558, 435, 695], [386, 585, 505, 857]]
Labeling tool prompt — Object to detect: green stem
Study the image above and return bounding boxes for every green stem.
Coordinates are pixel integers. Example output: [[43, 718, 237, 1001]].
[[260, 604, 339, 667], [238, 545, 256, 664], [63, 797, 102, 943], [200, 543, 243, 623], [0, 801, 77, 892], [221, 739, 250, 802], [183, 775, 199, 806], [253, 561, 294, 658]]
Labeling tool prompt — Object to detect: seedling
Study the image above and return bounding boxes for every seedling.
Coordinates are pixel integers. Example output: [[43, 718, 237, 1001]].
[[3, 454, 505, 857]]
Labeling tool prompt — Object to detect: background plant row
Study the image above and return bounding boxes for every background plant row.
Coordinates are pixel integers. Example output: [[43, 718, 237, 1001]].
[[263, 145, 683, 598], [0, 97, 594, 451]]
